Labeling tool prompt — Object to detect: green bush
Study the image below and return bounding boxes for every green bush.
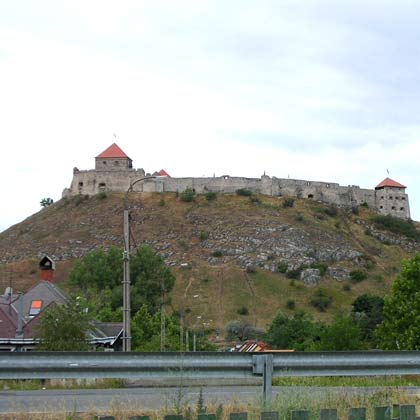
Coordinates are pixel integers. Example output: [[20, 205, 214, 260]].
[[286, 266, 303, 279], [97, 191, 107, 200], [277, 261, 288, 273], [343, 283, 351, 292], [286, 299, 296, 310], [159, 199, 165, 207], [310, 262, 328, 276], [249, 196, 261, 204], [205, 191, 217, 201], [211, 250, 223, 258], [237, 306, 249, 316], [310, 289, 333, 312], [180, 188, 196, 202], [360, 202, 369, 208], [372, 214, 420, 241], [324, 205, 338, 217], [350, 270, 368, 282], [282, 198, 295, 208], [236, 188, 253, 197], [199, 231, 209, 241]]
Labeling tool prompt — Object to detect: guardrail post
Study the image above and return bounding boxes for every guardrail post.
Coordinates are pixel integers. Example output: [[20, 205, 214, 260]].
[[253, 354, 273, 404]]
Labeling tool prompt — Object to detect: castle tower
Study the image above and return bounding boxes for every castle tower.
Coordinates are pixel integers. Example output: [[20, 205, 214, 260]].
[[375, 177, 410, 219], [95, 143, 133, 171]]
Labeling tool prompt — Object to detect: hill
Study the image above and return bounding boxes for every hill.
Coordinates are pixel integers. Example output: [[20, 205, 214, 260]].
[[1, 192, 419, 337]]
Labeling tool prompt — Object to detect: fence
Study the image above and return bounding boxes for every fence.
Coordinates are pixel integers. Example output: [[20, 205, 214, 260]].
[[92, 405, 418, 420], [1, 351, 420, 401]]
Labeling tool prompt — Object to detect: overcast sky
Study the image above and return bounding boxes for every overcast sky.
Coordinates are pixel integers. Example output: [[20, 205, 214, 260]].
[[1, 0, 420, 232]]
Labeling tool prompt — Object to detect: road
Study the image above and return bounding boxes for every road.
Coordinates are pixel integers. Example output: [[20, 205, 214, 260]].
[[0, 386, 419, 415]]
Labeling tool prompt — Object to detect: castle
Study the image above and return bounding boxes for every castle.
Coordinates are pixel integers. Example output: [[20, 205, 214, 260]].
[[63, 143, 411, 219]]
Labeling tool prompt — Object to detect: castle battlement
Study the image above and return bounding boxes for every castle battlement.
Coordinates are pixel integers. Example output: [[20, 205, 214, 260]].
[[63, 143, 411, 220]]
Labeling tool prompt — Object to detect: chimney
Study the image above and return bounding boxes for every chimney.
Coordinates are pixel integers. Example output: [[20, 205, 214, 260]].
[[39, 255, 55, 282]]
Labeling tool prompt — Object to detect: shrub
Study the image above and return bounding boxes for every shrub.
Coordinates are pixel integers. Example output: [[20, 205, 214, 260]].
[[277, 261, 288, 273], [159, 199, 165, 207], [360, 202, 369, 208], [249, 196, 261, 204], [310, 289, 333, 312], [350, 270, 368, 282], [282, 198, 295, 208], [310, 262, 328, 276], [343, 283, 351, 292], [97, 191, 107, 200], [199, 231, 209, 241], [286, 266, 303, 279], [351, 206, 359, 215], [237, 306, 249, 316], [205, 191, 217, 201], [286, 299, 296, 310], [180, 188, 196, 202], [324, 205, 338, 217], [295, 214, 304, 222], [236, 188, 253, 197], [372, 214, 420, 241], [211, 250, 223, 258]]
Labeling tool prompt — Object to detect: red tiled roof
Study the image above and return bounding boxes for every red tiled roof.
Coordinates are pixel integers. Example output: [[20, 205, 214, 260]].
[[158, 169, 170, 177], [96, 143, 131, 159], [375, 177, 406, 190]]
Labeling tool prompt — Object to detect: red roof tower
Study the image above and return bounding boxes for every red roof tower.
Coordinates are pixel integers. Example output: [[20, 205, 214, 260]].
[[375, 178, 406, 190], [96, 143, 131, 159], [95, 143, 133, 170]]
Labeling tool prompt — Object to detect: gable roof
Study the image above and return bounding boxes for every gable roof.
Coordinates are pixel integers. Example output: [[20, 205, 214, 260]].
[[158, 169, 170, 177], [375, 177, 406, 190], [96, 143, 131, 159]]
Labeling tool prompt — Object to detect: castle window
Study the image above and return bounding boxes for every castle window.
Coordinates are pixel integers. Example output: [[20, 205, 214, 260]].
[[402, 197, 406, 200], [389, 196, 393, 200], [114, 161, 119, 166], [380, 206, 383, 209], [99, 182, 106, 191], [308, 194, 314, 199], [391, 206, 396, 210], [395, 197, 399, 200], [78, 182, 83, 187], [326, 184, 330, 188], [400, 207, 404, 211], [381, 196, 384, 199], [103, 161, 107, 165]]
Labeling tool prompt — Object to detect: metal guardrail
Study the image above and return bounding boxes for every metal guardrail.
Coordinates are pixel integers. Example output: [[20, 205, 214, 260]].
[[1, 351, 420, 401]]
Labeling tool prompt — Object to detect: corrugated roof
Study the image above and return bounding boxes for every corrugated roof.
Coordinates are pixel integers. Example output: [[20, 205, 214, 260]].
[[375, 177, 406, 189], [96, 143, 131, 159]]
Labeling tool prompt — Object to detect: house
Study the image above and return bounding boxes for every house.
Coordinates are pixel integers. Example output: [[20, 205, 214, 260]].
[[0, 256, 123, 351]]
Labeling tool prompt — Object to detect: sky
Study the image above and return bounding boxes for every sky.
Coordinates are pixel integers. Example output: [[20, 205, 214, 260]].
[[1, 0, 420, 232]]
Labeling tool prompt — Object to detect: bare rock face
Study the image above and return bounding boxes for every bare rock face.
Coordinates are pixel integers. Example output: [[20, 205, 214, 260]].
[[300, 268, 321, 286], [328, 266, 350, 281]]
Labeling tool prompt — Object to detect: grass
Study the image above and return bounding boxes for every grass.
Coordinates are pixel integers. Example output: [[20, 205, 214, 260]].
[[0, 378, 123, 391], [273, 375, 420, 387]]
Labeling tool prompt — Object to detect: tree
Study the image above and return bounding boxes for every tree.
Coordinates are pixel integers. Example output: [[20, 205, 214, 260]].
[[35, 297, 91, 351], [376, 254, 420, 349], [314, 314, 364, 351], [264, 311, 320, 351], [351, 294, 384, 345], [40, 197, 54, 208], [68, 245, 175, 319]]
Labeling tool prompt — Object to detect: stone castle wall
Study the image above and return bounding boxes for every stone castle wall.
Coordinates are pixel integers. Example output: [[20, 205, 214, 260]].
[[63, 168, 411, 219]]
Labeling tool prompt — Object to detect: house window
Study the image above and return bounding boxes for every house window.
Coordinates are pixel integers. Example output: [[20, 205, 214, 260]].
[[29, 300, 42, 316]]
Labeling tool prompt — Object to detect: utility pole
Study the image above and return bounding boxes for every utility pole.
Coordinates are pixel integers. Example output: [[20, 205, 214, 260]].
[[123, 209, 131, 352]]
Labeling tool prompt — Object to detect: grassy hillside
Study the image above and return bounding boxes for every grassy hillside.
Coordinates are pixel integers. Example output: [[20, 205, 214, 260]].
[[1, 191, 419, 336]]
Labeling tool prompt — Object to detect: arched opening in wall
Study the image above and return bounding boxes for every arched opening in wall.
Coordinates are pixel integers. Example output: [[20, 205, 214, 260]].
[[308, 194, 314, 199], [99, 182, 106, 192], [400, 207, 404, 211], [391, 206, 396, 210]]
